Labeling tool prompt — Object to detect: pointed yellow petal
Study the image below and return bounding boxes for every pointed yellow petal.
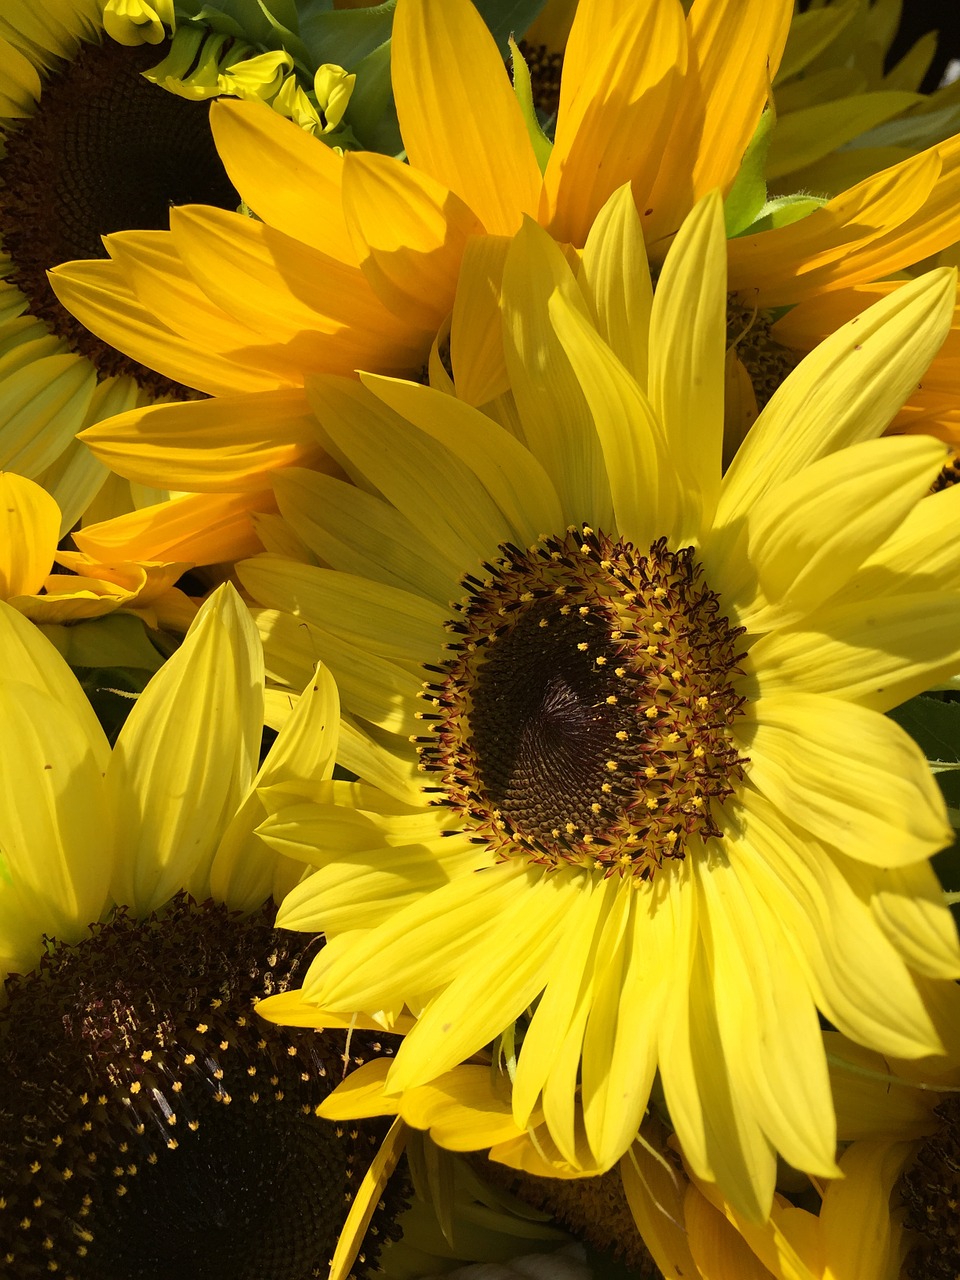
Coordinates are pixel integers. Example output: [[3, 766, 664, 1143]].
[[746, 592, 960, 713], [342, 151, 482, 329], [392, 0, 541, 235], [272, 466, 460, 602], [547, 292, 668, 546], [578, 183, 653, 388], [73, 489, 273, 566], [543, 0, 686, 247], [738, 693, 950, 868], [644, 0, 792, 248], [208, 99, 356, 263], [0, 677, 112, 976], [818, 1141, 913, 1280], [717, 268, 956, 529], [742, 434, 948, 620], [209, 663, 340, 910], [328, 1118, 407, 1280], [0, 471, 58, 596], [79, 388, 323, 491], [0, 352, 96, 475], [501, 218, 613, 526], [107, 584, 263, 914], [361, 372, 565, 548], [648, 189, 727, 540], [48, 257, 286, 396], [449, 233, 512, 406]]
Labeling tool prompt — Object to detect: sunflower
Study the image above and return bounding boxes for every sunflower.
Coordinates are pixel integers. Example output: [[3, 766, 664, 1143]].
[[0, 581, 436, 1278], [0, 0, 370, 536], [234, 188, 960, 1222], [47, 0, 960, 566]]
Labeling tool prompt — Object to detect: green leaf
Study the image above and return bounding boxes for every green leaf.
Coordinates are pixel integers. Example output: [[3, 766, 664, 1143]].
[[298, 0, 396, 72], [346, 38, 403, 154], [471, 0, 549, 56], [37, 614, 169, 672], [724, 109, 772, 238], [889, 692, 960, 813], [509, 35, 552, 172], [745, 192, 827, 234]]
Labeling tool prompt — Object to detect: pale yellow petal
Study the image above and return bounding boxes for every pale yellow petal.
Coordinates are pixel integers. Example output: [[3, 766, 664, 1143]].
[[107, 584, 263, 914], [737, 692, 950, 868]]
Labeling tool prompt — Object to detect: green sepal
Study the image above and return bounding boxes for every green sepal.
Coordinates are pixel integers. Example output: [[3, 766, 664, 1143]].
[[37, 613, 170, 672], [743, 192, 827, 234], [298, 0, 397, 73], [723, 108, 773, 238], [471, 0, 548, 56], [508, 35, 552, 172], [346, 38, 403, 155]]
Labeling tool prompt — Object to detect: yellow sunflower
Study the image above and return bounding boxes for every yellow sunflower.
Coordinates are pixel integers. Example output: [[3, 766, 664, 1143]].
[[47, 0, 960, 566], [0, 0, 365, 539], [0, 581, 427, 1277], [233, 188, 960, 1222]]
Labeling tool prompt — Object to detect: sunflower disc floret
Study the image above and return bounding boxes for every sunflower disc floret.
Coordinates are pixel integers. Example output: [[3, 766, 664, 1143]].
[[416, 527, 746, 878]]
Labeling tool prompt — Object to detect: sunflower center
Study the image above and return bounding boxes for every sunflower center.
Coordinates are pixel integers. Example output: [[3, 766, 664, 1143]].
[[0, 897, 407, 1280], [726, 297, 801, 413], [416, 527, 746, 878], [0, 37, 240, 397], [899, 1092, 960, 1280]]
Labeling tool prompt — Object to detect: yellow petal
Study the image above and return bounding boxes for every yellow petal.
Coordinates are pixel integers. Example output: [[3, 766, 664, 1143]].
[[0, 471, 58, 596], [818, 1141, 913, 1280], [79, 388, 323, 491], [392, 0, 541, 234], [648, 189, 726, 541], [106, 584, 263, 914], [208, 99, 356, 263], [543, 0, 686, 247], [328, 1119, 407, 1280], [342, 151, 482, 329]]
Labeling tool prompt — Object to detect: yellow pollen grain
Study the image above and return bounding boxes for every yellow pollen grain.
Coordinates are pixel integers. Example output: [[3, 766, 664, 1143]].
[[539, 618, 549, 628], [645, 707, 658, 720], [693, 745, 705, 758], [520, 591, 534, 602], [666, 831, 678, 844], [616, 730, 628, 741], [577, 642, 589, 651], [645, 766, 657, 779], [606, 695, 618, 704], [646, 798, 658, 810], [595, 655, 607, 665], [554, 585, 567, 595], [697, 696, 710, 709], [615, 667, 626, 677], [605, 760, 618, 771], [140, 1051, 152, 1063], [583, 834, 594, 845], [601, 782, 612, 793], [667, 732, 680, 743], [560, 604, 571, 614], [672, 670, 682, 680], [565, 822, 576, 834]]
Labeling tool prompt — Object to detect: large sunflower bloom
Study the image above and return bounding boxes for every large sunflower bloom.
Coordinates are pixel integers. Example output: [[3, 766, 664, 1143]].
[[0, 582, 425, 1276], [49, 0, 960, 565], [238, 189, 960, 1221]]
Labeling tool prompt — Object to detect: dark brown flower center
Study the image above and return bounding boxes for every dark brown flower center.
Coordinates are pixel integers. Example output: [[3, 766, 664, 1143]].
[[415, 527, 746, 879], [900, 1092, 960, 1280], [0, 37, 240, 397], [0, 896, 407, 1280]]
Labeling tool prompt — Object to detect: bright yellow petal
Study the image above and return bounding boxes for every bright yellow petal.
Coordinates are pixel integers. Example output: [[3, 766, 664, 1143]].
[[79, 388, 322, 491], [341, 151, 482, 329], [208, 98, 356, 263], [0, 471, 58, 596], [685, 1183, 781, 1280], [648, 188, 726, 541], [543, 0, 687, 247], [328, 1118, 407, 1280], [818, 1141, 913, 1280], [106, 584, 263, 914], [716, 268, 956, 530], [737, 692, 950, 868], [392, 0, 541, 234]]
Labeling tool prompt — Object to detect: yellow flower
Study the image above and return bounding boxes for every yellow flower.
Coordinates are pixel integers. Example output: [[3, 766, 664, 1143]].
[[236, 188, 960, 1221], [0, 582, 427, 1276], [49, 0, 960, 566]]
